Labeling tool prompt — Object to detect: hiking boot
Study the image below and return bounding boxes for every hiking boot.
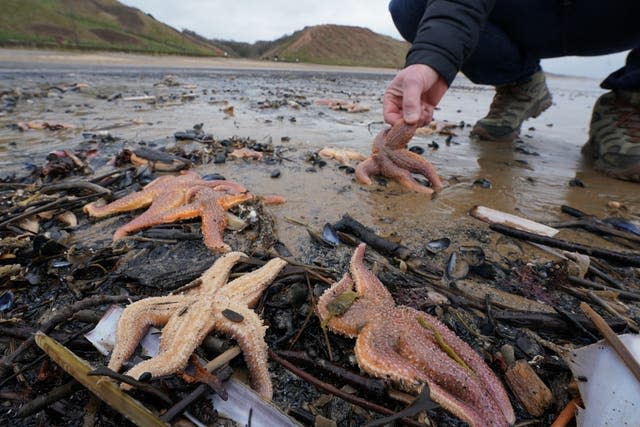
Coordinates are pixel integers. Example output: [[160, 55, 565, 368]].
[[583, 90, 640, 182], [472, 71, 553, 141]]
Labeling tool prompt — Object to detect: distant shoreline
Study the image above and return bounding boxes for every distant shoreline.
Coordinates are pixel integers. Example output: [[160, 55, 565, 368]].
[[0, 48, 400, 75]]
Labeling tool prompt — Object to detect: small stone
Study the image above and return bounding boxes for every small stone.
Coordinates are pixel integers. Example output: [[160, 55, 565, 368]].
[[270, 169, 281, 178]]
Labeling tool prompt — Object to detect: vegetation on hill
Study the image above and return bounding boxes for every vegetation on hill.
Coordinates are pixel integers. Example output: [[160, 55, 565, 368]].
[[258, 25, 409, 68], [0, 0, 224, 56], [0, 1, 409, 68]]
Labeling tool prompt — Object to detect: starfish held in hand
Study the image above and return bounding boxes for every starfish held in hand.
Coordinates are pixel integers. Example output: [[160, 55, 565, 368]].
[[317, 244, 515, 427], [355, 121, 442, 194], [108, 251, 287, 400]]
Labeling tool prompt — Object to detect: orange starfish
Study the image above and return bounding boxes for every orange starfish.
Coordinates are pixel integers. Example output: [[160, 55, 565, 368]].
[[355, 121, 442, 194], [158, 187, 253, 252], [83, 171, 249, 251], [317, 244, 515, 427]]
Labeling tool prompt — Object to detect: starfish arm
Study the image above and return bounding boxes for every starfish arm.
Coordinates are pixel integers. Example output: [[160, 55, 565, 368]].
[[355, 157, 379, 185], [354, 318, 426, 392], [83, 190, 156, 218], [124, 297, 217, 381], [108, 295, 189, 372], [355, 316, 492, 427], [386, 150, 442, 189], [382, 122, 418, 150], [215, 301, 273, 400], [195, 179, 247, 194], [194, 252, 248, 295], [222, 257, 288, 307], [199, 199, 231, 253], [377, 154, 434, 194], [350, 244, 395, 304], [403, 307, 515, 425], [316, 273, 378, 337]]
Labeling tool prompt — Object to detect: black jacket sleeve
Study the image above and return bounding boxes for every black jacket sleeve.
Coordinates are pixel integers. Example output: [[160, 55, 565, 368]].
[[406, 0, 495, 85]]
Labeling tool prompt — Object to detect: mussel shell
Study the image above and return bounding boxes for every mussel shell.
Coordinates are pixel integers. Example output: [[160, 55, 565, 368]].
[[445, 251, 469, 281], [322, 223, 340, 246], [426, 237, 451, 253], [473, 178, 492, 189], [0, 291, 14, 312], [202, 173, 226, 181], [459, 245, 485, 266], [603, 217, 640, 236]]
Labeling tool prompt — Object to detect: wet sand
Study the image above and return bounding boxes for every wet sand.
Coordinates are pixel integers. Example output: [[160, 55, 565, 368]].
[[0, 48, 638, 253]]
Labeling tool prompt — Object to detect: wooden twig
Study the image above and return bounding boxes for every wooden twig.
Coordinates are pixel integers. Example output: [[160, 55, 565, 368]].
[[34, 333, 168, 426], [0, 295, 140, 379], [277, 350, 386, 398], [40, 180, 111, 196], [17, 380, 82, 417], [489, 223, 640, 267], [550, 397, 581, 427], [580, 302, 640, 383], [567, 275, 640, 301], [269, 349, 424, 427]]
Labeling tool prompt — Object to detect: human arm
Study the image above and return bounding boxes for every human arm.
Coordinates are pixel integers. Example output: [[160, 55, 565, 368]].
[[383, 0, 495, 125]]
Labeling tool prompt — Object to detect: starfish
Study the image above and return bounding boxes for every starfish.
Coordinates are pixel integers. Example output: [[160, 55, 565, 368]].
[[229, 147, 263, 160], [83, 171, 250, 251], [355, 121, 442, 194], [317, 244, 515, 427], [318, 147, 367, 165], [108, 251, 288, 400]]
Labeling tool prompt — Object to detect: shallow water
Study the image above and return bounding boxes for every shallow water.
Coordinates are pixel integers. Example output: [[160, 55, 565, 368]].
[[0, 50, 638, 253]]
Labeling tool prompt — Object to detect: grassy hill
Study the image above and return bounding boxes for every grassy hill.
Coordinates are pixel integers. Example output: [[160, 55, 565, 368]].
[[256, 24, 409, 68], [0, 0, 224, 56]]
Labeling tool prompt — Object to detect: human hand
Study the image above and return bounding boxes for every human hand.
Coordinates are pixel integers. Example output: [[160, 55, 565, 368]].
[[383, 64, 448, 126]]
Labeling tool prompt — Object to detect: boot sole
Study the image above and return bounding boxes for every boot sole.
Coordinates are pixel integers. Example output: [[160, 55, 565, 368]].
[[472, 94, 553, 142]]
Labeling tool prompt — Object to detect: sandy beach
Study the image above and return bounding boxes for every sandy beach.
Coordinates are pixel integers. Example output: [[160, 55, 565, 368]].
[[1, 48, 639, 427]]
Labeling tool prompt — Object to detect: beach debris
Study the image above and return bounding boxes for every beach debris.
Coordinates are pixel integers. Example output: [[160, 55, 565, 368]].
[[426, 237, 451, 253], [502, 358, 553, 416], [34, 333, 167, 427], [229, 147, 263, 160], [106, 252, 287, 400], [173, 123, 213, 142], [15, 120, 76, 131], [568, 332, 640, 427], [414, 120, 459, 136], [318, 147, 367, 165], [315, 98, 369, 113], [355, 120, 442, 194], [317, 244, 515, 427], [127, 147, 192, 172]]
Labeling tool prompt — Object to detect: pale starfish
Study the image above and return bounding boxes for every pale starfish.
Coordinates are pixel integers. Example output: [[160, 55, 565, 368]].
[[355, 121, 442, 194], [318, 147, 367, 165], [83, 171, 250, 251], [229, 147, 263, 160], [317, 244, 515, 427], [108, 251, 288, 400]]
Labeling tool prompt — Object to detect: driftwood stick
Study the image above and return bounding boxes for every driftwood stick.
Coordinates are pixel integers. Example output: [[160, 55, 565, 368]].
[[333, 214, 413, 259], [580, 302, 640, 383], [269, 349, 424, 427], [567, 275, 640, 301], [489, 223, 640, 267], [17, 380, 83, 417], [0, 295, 140, 379], [277, 350, 387, 398]]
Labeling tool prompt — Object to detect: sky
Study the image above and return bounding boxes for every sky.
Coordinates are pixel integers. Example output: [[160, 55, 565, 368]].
[[120, 0, 627, 79]]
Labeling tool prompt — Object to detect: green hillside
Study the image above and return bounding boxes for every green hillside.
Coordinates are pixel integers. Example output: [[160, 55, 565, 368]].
[[257, 24, 409, 68], [0, 0, 224, 56]]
